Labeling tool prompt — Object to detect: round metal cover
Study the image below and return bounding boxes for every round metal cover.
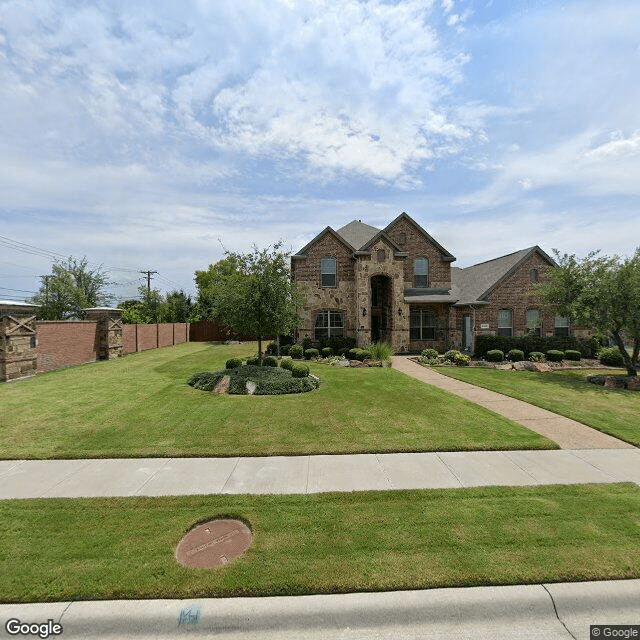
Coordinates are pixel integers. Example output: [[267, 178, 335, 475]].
[[175, 519, 252, 568]]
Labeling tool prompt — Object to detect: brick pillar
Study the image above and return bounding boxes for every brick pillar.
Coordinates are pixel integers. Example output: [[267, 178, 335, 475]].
[[0, 302, 39, 381], [83, 308, 123, 360]]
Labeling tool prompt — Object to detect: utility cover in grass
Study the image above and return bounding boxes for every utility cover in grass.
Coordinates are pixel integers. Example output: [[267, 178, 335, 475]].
[[175, 519, 252, 568], [187, 364, 320, 395]]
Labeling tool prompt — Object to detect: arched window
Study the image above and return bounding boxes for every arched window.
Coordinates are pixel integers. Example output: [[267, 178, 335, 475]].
[[414, 257, 429, 287], [320, 257, 337, 287], [314, 310, 344, 339], [410, 309, 437, 340]]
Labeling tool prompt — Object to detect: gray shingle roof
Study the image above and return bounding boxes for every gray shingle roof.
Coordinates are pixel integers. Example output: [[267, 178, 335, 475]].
[[335, 220, 380, 250], [451, 247, 539, 304]]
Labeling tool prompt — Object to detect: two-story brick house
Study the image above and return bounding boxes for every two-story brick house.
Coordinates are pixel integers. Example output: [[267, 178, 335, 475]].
[[291, 212, 575, 352]]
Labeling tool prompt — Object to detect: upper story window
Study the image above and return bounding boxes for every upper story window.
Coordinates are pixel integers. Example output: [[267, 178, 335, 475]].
[[497, 309, 513, 337], [526, 309, 542, 337], [377, 249, 386, 262], [320, 257, 337, 287], [414, 257, 429, 288], [530, 269, 539, 283], [398, 233, 406, 246]]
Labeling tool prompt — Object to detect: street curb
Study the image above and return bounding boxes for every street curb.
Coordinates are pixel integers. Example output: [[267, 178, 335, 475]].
[[1, 580, 639, 638]]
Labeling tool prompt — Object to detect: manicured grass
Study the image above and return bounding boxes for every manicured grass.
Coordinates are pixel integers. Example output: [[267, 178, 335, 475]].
[[0, 342, 555, 459], [1, 484, 639, 603], [436, 367, 640, 446]]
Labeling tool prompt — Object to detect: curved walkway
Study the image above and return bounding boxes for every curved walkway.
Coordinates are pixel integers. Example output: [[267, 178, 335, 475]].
[[392, 356, 635, 450]]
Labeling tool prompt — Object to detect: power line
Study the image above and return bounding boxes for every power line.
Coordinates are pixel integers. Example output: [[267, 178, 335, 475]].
[[0, 286, 38, 294]]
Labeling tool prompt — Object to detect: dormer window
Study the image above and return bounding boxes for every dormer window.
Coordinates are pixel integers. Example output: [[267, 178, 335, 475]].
[[321, 257, 337, 287], [414, 257, 429, 288], [398, 233, 406, 246], [377, 249, 385, 262]]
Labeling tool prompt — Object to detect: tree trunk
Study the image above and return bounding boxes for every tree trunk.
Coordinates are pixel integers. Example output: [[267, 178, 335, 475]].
[[277, 334, 281, 358], [258, 334, 263, 358], [611, 330, 637, 377]]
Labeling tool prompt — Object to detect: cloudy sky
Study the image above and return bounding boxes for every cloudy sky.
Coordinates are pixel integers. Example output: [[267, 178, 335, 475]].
[[1, 0, 639, 302]]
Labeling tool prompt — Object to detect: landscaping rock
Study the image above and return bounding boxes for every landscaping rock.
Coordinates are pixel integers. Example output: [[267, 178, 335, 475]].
[[604, 376, 627, 389], [334, 359, 350, 367], [495, 363, 513, 371], [213, 375, 230, 394], [512, 361, 528, 371], [529, 362, 551, 373], [627, 377, 640, 391], [349, 360, 364, 367], [245, 380, 257, 395]]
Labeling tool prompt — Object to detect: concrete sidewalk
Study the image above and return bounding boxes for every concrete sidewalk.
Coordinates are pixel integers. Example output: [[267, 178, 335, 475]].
[[1, 448, 639, 498], [1, 580, 638, 639], [392, 356, 635, 449]]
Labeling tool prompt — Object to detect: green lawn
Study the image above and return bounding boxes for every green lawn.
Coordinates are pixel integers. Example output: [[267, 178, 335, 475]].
[[1, 484, 639, 603], [436, 366, 640, 446], [0, 342, 555, 459]]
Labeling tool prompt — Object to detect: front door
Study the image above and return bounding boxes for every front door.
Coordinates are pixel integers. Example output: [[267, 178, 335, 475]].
[[463, 315, 472, 352]]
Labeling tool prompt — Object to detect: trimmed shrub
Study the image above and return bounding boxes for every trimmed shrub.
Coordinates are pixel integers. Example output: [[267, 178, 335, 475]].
[[474, 334, 603, 359], [290, 344, 304, 359], [225, 357, 243, 369], [301, 336, 312, 351], [280, 358, 295, 371], [419, 356, 438, 365], [292, 363, 310, 378], [507, 349, 525, 362], [485, 349, 504, 362], [280, 344, 290, 356], [598, 347, 624, 367], [421, 348, 438, 359], [322, 347, 333, 357], [187, 371, 224, 391], [245, 355, 261, 366], [529, 352, 545, 362], [304, 348, 320, 360], [317, 335, 357, 354], [443, 349, 462, 362], [564, 350, 582, 361], [265, 342, 278, 356], [454, 353, 470, 366], [546, 350, 565, 362], [263, 355, 278, 367]]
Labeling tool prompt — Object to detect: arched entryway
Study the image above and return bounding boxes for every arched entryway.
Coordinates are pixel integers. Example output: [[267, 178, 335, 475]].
[[370, 274, 392, 343]]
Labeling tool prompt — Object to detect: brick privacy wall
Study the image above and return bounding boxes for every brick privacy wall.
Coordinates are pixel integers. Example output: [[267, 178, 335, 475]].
[[385, 217, 453, 288], [292, 231, 355, 286], [158, 323, 174, 348], [174, 323, 188, 344], [471, 253, 556, 337], [35, 321, 98, 372], [136, 324, 158, 351], [122, 325, 137, 354]]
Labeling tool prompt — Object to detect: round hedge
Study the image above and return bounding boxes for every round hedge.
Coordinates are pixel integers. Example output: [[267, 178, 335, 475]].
[[598, 347, 624, 367], [188, 365, 319, 395], [546, 350, 564, 362], [421, 348, 438, 359], [485, 349, 504, 362], [507, 349, 524, 362]]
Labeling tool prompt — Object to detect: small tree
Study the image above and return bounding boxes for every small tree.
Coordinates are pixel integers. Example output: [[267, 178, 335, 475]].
[[204, 243, 304, 356], [534, 249, 640, 376], [31, 257, 114, 320]]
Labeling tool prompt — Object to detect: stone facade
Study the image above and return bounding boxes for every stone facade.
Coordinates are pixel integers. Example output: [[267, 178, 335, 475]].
[[0, 303, 38, 381], [293, 213, 571, 353]]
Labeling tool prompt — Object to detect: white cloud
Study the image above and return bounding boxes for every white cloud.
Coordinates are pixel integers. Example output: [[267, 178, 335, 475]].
[[441, 0, 455, 13]]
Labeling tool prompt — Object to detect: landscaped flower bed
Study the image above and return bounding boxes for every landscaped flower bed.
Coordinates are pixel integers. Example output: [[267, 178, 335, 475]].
[[188, 364, 319, 395]]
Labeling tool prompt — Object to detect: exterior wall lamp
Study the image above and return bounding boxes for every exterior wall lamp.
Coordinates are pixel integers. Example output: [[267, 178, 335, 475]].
[[398, 307, 402, 317], [361, 307, 367, 317]]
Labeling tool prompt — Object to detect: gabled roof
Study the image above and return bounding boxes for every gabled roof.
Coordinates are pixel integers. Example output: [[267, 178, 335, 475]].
[[451, 246, 556, 305], [291, 226, 357, 259], [360, 229, 406, 254], [384, 212, 456, 262], [335, 220, 380, 250]]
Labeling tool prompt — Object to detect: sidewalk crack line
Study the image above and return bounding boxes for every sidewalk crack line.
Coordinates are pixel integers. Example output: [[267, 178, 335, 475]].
[[541, 584, 578, 640]]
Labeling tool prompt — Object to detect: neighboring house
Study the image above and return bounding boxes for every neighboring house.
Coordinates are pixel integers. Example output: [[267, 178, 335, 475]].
[[291, 212, 581, 353]]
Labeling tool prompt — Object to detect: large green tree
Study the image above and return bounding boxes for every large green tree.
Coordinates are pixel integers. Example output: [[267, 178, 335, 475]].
[[194, 255, 241, 320], [31, 257, 114, 320], [534, 249, 640, 376], [197, 243, 304, 356]]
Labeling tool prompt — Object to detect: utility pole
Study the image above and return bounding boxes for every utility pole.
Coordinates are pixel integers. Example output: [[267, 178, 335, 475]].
[[139, 270, 158, 294], [139, 270, 159, 322]]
